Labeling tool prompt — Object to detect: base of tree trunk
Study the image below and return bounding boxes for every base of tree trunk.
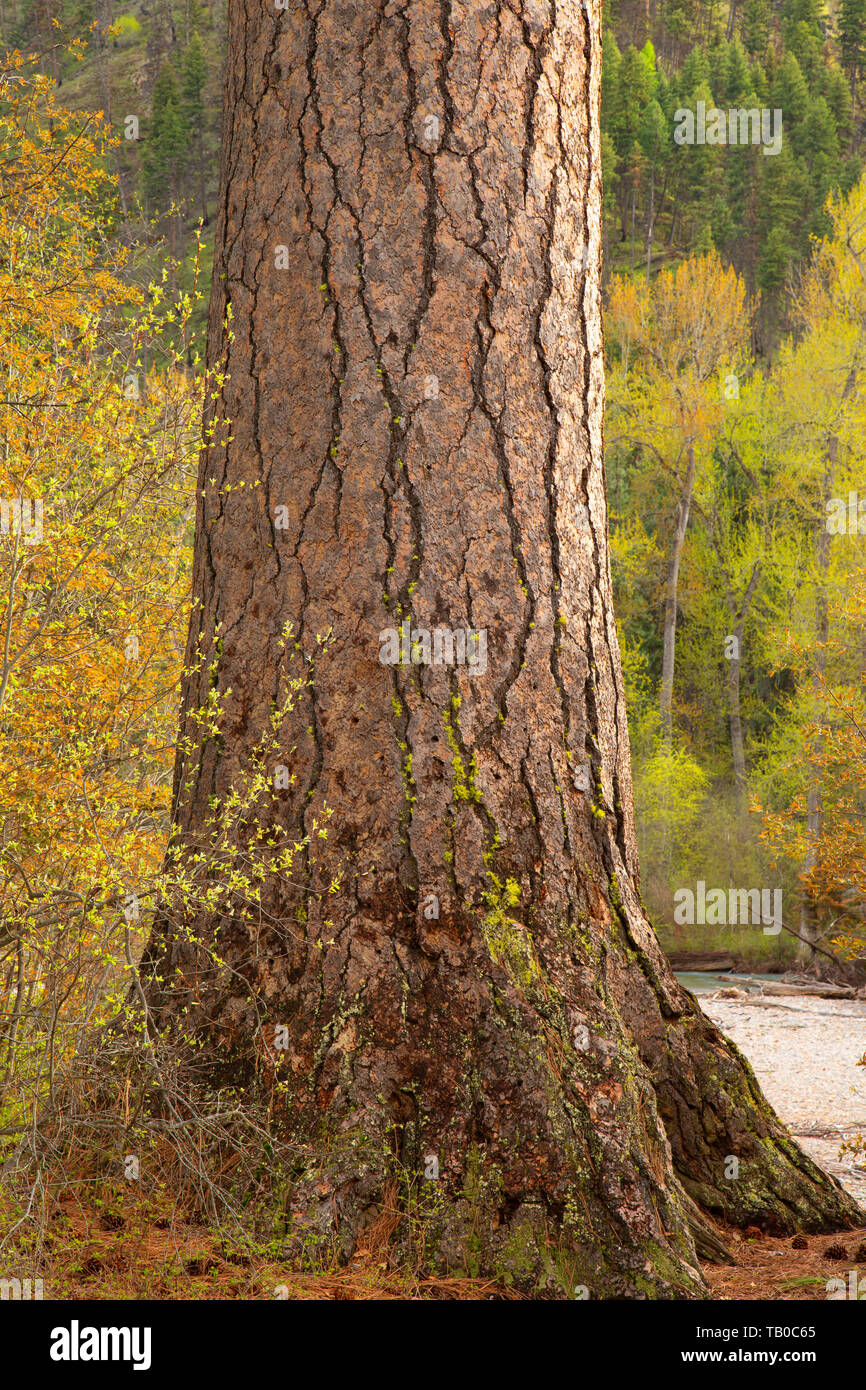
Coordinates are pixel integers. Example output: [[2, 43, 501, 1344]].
[[140, 853, 861, 1299]]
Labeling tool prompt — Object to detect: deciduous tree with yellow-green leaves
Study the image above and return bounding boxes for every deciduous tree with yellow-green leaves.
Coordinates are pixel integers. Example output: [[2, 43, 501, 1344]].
[[0, 55, 201, 1142]]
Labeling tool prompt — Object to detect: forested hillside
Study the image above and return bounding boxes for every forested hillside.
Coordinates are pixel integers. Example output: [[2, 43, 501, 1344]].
[[602, 0, 863, 347]]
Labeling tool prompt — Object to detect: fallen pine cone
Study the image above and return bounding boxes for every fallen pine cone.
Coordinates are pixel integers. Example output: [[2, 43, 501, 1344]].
[[791, 1235, 808, 1250], [825, 1242, 849, 1261], [744, 1225, 763, 1240], [854, 1242, 866, 1263]]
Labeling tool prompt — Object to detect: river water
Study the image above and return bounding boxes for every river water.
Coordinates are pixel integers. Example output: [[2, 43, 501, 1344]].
[[675, 970, 779, 995]]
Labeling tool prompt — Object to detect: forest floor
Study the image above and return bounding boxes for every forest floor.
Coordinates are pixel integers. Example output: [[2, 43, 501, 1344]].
[[704, 1223, 866, 1301], [36, 1183, 866, 1301]]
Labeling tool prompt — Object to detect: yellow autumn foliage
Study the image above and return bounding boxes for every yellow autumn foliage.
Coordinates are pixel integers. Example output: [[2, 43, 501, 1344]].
[[0, 57, 203, 1137]]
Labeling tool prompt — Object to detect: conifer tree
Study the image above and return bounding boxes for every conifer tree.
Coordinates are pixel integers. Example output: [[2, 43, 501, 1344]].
[[182, 31, 208, 224]]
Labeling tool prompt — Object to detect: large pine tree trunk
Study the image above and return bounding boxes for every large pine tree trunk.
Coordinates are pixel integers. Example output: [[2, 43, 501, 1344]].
[[140, 0, 860, 1297]]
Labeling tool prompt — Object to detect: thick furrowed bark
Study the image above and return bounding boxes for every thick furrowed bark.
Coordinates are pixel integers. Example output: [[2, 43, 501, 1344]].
[[139, 0, 861, 1297]]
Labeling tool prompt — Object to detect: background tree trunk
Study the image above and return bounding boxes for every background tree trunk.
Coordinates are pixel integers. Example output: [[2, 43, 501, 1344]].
[[724, 561, 759, 791], [141, 0, 861, 1297], [800, 388, 853, 975], [659, 442, 695, 745], [645, 159, 654, 282]]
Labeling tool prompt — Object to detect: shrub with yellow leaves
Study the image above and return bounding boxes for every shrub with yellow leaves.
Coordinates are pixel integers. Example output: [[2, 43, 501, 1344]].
[[0, 54, 203, 1143]]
